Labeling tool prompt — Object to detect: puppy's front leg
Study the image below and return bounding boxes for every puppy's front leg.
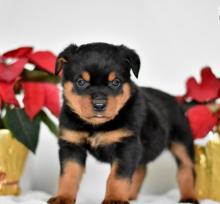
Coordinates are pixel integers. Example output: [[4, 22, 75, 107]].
[[48, 139, 87, 204], [102, 138, 141, 204]]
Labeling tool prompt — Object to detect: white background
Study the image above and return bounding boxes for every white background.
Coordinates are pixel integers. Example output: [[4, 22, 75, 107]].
[[0, 0, 220, 200]]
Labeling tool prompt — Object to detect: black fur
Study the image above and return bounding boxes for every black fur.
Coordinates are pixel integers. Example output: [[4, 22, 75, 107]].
[[55, 42, 196, 203], [59, 139, 87, 174]]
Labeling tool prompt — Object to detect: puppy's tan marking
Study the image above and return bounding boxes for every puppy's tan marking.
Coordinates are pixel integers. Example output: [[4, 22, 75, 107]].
[[64, 82, 93, 118], [106, 83, 131, 116], [82, 71, 90, 81], [60, 129, 89, 144], [48, 195, 72, 204], [129, 165, 146, 200], [57, 161, 84, 202], [88, 129, 133, 148], [63, 82, 131, 125], [108, 72, 116, 81], [104, 162, 131, 201], [171, 143, 197, 200]]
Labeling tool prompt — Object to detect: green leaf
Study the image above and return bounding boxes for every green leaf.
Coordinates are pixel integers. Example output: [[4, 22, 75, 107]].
[[40, 111, 59, 137], [3, 108, 40, 153], [22, 69, 60, 83]]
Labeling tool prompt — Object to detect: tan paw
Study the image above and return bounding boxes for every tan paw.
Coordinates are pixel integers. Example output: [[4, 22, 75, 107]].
[[179, 198, 199, 204], [102, 200, 129, 204], [47, 196, 74, 204]]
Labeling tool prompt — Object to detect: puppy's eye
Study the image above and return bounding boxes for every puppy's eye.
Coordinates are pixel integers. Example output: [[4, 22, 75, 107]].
[[109, 78, 121, 89], [76, 78, 89, 88]]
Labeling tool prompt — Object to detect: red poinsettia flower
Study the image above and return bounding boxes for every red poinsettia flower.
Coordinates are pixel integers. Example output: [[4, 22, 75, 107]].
[[3, 47, 33, 58], [23, 82, 60, 119], [28, 51, 57, 74], [185, 67, 220, 102], [187, 105, 218, 139], [0, 81, 19, 107], [0, 59, 28, 82], [44, 84, 60, 117]]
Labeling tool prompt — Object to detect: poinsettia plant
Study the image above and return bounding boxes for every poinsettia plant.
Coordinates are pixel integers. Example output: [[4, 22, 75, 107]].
[[177, 67, 220, 140], [0, 47, 61, 153]]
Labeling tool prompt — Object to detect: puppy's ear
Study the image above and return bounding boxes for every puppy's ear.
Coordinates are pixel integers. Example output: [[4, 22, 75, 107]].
[[119, 45, 141, 78], [55, 44, 78, 75]]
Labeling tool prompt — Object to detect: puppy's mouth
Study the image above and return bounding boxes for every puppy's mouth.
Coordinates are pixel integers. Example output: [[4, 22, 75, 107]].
[[89, 114, 109, 119], [94, 114, 104, 118], [82, 114, 110, 125], [85, 112, 114, 121]]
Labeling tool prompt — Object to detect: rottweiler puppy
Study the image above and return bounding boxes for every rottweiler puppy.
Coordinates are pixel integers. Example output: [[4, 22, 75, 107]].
[[48, 43, 199, 204]]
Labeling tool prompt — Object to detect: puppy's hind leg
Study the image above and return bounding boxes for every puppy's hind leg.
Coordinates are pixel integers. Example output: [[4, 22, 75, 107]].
[[170, 142, 199, 204]]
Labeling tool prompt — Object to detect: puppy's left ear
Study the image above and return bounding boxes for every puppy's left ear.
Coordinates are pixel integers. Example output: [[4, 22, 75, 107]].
[[55, 44, 78, 75], [55, 57, 67, 75], [119, 45, 141, 78]]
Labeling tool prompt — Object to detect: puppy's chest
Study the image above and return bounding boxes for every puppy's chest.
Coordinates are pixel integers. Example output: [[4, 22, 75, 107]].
[[60, 128, 133, 150], [60, 128, 133, 162]]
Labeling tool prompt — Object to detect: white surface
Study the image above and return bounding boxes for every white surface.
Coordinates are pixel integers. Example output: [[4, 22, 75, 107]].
[[0, 190, 218, 204], [0, 0, 220, 197]]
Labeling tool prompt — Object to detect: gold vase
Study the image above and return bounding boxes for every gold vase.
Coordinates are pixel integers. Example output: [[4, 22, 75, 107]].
[[195, 126, 220, 201], [0, 129, 28, 195]]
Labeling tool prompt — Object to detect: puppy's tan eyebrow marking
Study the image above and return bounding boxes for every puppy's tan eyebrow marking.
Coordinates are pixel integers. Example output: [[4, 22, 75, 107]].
[[108, 71, 116, 81], [88, 128, 133, 148], [81, 71, 90, 81], [60, 128, 89, 144]]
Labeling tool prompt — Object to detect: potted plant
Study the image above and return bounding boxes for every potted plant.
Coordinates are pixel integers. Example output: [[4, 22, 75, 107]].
[[0, 47, 60, 195], [177, 67, 220, 201]]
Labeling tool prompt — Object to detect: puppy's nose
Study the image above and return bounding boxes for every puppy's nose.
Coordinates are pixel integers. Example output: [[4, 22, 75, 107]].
[[93, 99, 106, 112]]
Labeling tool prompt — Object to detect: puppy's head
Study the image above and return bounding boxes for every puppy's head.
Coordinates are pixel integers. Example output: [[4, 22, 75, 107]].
[[56, 43, 140, 125]]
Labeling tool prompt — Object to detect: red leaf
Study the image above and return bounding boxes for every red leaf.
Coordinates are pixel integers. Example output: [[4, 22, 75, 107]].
[[187, 105, 218, 139], [22, 82, 60, 119], [44, 84, 60, 117], [186, 67, 220, 102], [23, 82, 45, 119], [0, 59, 27, 82], [3, 47, 33, 58], [28, 51, 57, 74], [0, 81, 19, 106]]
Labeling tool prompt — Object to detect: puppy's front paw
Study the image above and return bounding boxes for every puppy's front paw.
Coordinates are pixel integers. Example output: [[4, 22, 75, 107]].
[[102, 200, 129, 204], [179, 199, 199, 204], [47, 196, 74, 204]]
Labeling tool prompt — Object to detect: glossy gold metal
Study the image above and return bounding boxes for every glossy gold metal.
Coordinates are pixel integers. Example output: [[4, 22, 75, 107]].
[[195, 126, 220, 201], [0, 129, 28, 195]]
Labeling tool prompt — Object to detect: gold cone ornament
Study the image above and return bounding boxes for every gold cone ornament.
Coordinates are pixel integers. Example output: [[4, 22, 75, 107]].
[[195, 125, 220, 201], [0, 129, 28, 195]]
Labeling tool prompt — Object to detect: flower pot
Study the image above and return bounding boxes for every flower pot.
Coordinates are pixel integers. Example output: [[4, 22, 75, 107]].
[[195, 126, 220, 201], [0, 129, 28, 195]]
